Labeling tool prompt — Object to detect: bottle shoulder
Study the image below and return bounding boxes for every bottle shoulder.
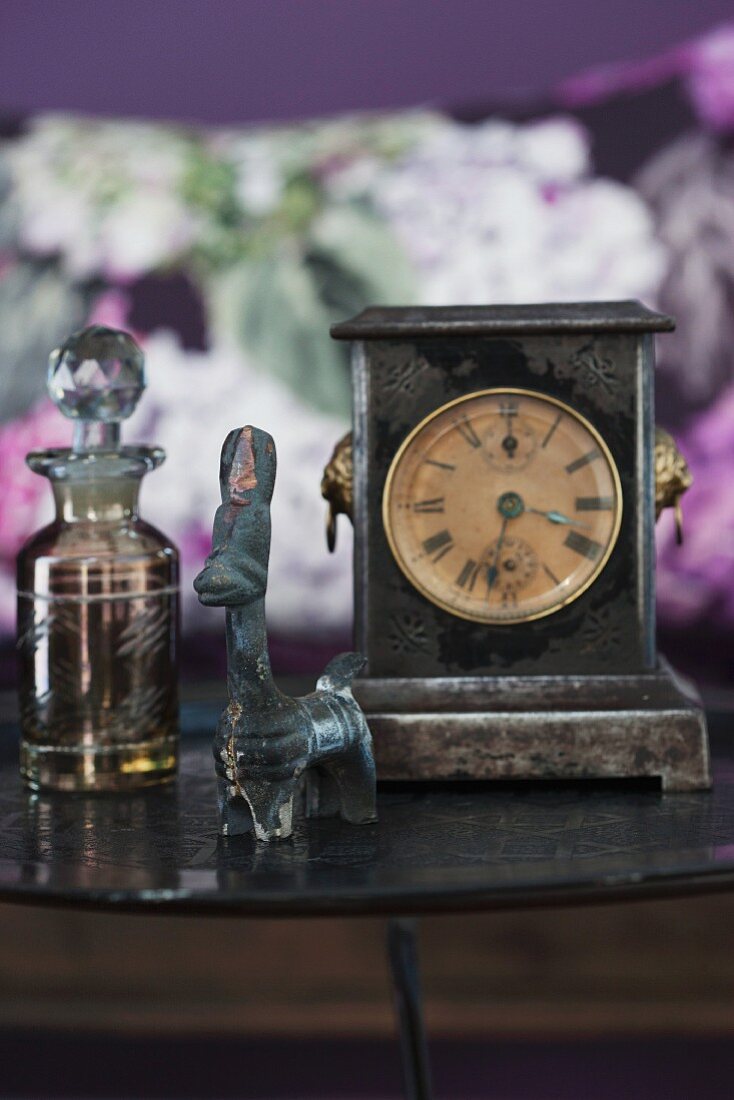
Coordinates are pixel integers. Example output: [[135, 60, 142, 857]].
[[17, 519, 178, 566], [134, 519, 179, 557]]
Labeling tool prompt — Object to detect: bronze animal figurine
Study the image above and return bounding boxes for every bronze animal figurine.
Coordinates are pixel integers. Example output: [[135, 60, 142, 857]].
[[194, 426, 376, 842]]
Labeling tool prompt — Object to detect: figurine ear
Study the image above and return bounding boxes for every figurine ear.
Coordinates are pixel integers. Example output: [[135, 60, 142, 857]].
[[219, 428, 245, 489], [248, 427, 277, 503]]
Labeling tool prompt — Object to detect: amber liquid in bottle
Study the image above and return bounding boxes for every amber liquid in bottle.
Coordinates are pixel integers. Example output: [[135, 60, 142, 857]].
[[17, 466, 179, 791]]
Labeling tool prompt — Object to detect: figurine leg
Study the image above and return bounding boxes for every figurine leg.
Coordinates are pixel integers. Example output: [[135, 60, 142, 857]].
[[305, 766, 342, 818], [326, 740, 377, 825], [239, 775, 298, 842], [216, 778, 254, 837]]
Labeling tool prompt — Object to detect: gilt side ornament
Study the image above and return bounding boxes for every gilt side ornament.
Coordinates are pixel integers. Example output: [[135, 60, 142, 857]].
[[654, 427, 692, 544], [321, 431, 354, 552], [195, 426, 376, 842]]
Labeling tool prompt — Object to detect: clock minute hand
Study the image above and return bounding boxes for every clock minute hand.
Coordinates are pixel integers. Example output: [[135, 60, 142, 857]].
[[487, 516, 508, 593], [526, 507, 591, 529]]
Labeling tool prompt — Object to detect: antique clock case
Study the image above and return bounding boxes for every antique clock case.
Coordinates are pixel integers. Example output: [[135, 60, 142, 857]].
[[331, 303, 710, 791]]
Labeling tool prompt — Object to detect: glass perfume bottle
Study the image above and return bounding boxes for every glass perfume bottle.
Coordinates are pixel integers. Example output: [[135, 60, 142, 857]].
[[16, 326, 179, 792]]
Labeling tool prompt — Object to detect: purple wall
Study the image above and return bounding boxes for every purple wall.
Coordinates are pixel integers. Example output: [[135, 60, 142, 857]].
[[0, 0, 732, 124]]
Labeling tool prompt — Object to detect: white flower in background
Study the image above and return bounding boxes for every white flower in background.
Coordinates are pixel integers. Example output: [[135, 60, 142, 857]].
[[9, 123, 103, 278], [100, 191, 197, 281], [126, 331, 352, 637], [549, 179, 666, 299], [322, 155, 383, 202], [9, 116, 198, 281], [373, 116, 667, 305], [515, 117, 590, 182], [226, 134, 285, 217]]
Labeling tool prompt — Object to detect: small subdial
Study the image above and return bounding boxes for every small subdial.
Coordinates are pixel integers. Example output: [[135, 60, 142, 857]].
[[483, 536, 538, 604], [482, 418, 538, 473]]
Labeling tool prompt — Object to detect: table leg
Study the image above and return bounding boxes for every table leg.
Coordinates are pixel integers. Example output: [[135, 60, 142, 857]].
[[387, 918, 434, 1100]]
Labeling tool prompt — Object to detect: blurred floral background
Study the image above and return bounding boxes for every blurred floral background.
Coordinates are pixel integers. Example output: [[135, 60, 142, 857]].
[[1, 20, 734, 684]]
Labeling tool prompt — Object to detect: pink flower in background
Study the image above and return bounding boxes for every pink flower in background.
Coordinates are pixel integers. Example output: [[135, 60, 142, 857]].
[[656, 385, 734, 630], [558, 53, 681, 108], [0, 401, 65, 560], [85, 288, 132, 332], [686, 24, 734, 132], [559, 21, 734, 134]]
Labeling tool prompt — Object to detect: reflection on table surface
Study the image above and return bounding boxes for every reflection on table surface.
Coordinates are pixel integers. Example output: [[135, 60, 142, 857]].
[[0, 707, 732, 913]]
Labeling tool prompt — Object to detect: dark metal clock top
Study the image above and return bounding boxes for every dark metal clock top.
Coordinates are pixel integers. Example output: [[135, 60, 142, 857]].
[[0, 708, 731, 917], [330, 301, 675, 340]]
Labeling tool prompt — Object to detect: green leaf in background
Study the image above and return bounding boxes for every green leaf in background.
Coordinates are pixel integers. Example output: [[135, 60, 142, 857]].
[[204, 205, 416, 418], [308, 204, 414, 310], [206, 250, 352, 417]]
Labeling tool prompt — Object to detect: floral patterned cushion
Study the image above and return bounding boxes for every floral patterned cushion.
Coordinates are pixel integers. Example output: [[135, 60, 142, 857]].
[[0, 24, 732, 682]]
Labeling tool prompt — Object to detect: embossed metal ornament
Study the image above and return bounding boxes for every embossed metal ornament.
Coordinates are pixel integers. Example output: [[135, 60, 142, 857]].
[[321, 431, 353, 552], [194, 426, 377, 842], [654, 427, 692, 543]]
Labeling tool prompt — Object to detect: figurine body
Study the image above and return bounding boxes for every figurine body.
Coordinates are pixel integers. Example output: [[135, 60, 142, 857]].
[[194, 426, 376, 841]]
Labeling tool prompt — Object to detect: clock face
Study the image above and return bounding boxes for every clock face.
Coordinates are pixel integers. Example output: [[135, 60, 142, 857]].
[[382, 389, 623, 624]]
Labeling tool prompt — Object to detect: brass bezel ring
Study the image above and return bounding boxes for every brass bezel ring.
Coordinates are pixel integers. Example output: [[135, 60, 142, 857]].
[[381, 387, 624, 625]]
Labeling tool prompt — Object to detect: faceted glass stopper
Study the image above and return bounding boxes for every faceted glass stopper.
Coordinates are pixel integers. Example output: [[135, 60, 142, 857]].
[[48, 325, 145, 422]]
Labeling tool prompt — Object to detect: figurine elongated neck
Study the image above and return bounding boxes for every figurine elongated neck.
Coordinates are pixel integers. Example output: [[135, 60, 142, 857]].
[[225, 601, 279, 709]]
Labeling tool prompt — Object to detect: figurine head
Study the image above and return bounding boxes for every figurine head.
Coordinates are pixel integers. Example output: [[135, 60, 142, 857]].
[[220, 426, 276, 507], [194, 426, 276, 608]]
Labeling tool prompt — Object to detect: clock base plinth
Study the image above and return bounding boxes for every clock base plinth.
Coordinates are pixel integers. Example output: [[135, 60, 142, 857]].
[[355, 662, 710, 791]]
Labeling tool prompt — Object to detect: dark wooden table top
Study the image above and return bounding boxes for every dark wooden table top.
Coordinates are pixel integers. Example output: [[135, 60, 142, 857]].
[[1, 705, 733, 917]]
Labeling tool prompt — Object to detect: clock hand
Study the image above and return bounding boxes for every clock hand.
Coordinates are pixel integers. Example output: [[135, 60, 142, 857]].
[[487, 516, 508, 593], [526, 507, 591, 529], [501, 433, 518, 458], [500, 406, 518, 459]]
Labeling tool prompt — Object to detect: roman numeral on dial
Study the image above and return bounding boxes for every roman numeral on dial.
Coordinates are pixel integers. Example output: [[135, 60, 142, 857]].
[[543, 563, 561, 586], [541, 412, 562, 448], [413, 498, 445, 514], [564, 530, 603, 560], [566, 449, 600, 474], [424, 458, 456, 471], [575, 496, 614, 512], [454, 416, 481, 448], [422, 529, 454, 562], [456, 558, 480, 591]]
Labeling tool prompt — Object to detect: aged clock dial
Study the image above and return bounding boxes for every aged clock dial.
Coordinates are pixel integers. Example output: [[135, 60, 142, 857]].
[[382, 389, 622, 624]]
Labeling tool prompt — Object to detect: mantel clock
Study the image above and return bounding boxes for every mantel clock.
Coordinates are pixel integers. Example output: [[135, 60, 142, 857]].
[[327, 302, 710, 791]]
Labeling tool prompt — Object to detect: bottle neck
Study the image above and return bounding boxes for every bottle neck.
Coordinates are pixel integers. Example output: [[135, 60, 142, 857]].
[[73, 421, 121, 453], [26, 444, 165, 525], [52, 478, 141, 524]]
